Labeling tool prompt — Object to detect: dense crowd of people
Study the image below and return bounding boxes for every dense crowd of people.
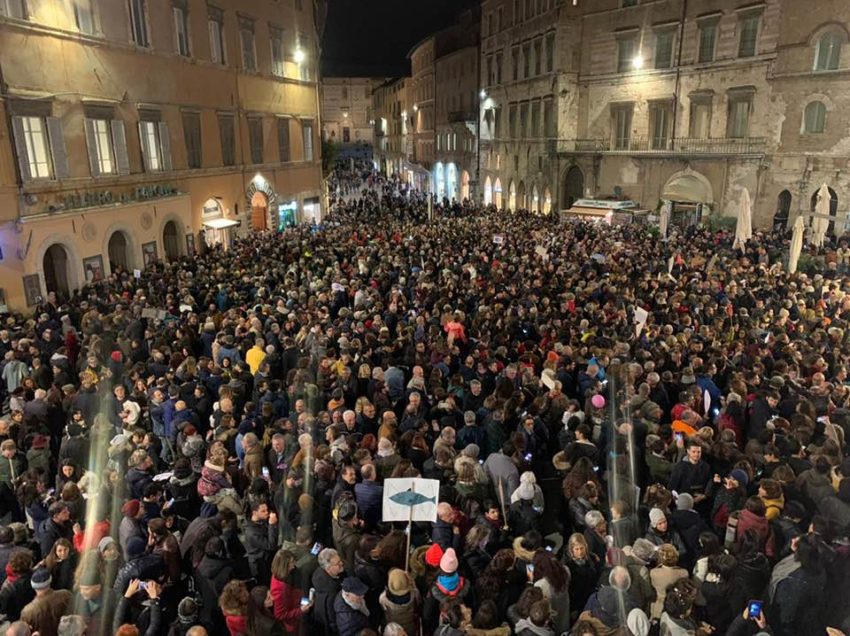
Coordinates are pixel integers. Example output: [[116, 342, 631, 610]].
[[0, 161, 848, 636]]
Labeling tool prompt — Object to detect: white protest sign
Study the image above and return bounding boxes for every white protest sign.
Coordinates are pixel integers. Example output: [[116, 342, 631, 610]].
[[704, 390, 712, 416], [492, 235, 504, 245], [535, 245, 548, 258], [133, 269, 142, 279], [382, 478, 440, 523], [633, 306, 649, 337]]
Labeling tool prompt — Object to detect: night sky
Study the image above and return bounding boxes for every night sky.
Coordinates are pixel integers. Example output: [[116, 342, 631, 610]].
[[321, 0, 479, 77]]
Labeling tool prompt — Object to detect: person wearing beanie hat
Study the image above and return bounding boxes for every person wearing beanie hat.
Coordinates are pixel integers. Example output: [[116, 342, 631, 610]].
[[508, 482, 544, 537], [645, 508, 689, 559], [671, 493, 710, 560], [380, 568, 420, 636], [21, 567, 72, 636], [335, 577, 371, 636], [118, 499, 146, 561], [422, 546, 472, 634], [424, 542, 444, 568], [510, 471, 545, 509]]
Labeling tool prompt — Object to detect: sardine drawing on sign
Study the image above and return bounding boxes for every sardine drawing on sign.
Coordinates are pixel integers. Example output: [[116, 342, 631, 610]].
[[389, 489, 437, 507]]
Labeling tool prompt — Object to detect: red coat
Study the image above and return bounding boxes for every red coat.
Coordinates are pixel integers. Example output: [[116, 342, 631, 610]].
[[270, 575, 303, 634], [225, 614, 248, 636]]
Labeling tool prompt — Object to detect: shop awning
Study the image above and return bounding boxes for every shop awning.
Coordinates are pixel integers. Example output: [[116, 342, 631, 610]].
[[202, 218, 239, 229]]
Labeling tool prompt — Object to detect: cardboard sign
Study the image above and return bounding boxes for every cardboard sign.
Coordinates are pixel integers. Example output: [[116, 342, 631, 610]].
[[382, 478, 440, 523], [634, 306, 649, 337]]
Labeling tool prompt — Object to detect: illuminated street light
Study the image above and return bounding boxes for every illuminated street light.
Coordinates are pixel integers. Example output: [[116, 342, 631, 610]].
[[632, 54, 644, 69], [413, 104, 418, 112], [294, 48, 306, 64], [479, 89, 487, 99]]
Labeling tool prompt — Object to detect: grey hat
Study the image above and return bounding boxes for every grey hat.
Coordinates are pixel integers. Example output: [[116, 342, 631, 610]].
[[676, 492, 694, 511]]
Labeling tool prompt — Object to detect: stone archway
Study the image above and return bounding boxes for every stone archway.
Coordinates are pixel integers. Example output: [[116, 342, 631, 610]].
[[461, 170, 470, 201], [508, 181, 516, 211], [484, 176, 492, 205], [775, 190, 792, 231], [494, 178, 503, 209], [162, 220, 181, 262], [563, 165, 584, 209], [251, 191, 269, 231], [531, 185, 540, 213], [43, 243, 71, 298], [107, 230, 131, 272], [543, 188, 552, 215]]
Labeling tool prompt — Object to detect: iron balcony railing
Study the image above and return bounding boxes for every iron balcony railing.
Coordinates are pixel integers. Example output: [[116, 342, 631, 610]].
[[553, 136, 766, 155]]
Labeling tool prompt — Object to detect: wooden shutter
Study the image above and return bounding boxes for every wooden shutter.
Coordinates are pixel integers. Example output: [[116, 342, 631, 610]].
[[158, 121, 172, 171], [10, 116, 32, 182], [46, 117, 68, 179], [138, 121, 150, 171], [112, 120, 130, 175], [83, 119, 101, 176]]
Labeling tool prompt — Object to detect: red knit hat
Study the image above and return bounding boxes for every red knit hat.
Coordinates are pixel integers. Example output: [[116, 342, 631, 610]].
[[425, 543, 444, 567], [121, 499, 141, 517]]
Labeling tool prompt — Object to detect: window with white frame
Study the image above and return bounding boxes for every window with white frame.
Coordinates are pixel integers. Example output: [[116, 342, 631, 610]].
[[803, 101, 826, 134], [239, 17, 256, 71], [128, 0, 148, 47], [208, 8, 226, 64], [689, 96, 712, 138], [73, 0, 95, 34], [814, 32, 842, 71], [173, 2, 190, 56], [270, 27, 285, 77], [17, 116, 52, 179], [0, 0, 26, 19], [85, 119, 115, 175], [737, 12, 760, 58], [138, 114, 171, 172], [302, 120, 314, 161]]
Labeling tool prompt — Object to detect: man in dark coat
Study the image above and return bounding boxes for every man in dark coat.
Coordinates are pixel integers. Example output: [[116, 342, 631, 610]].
[[243, 500, 279, 584], [37, 501, 73, 559], [311, 548, 345, 634], [333, 577, 371, 636]]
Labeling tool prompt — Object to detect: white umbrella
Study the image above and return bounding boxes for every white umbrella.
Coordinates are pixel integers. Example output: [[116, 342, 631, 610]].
[[788, 215, 805, 274], [659, 201, 671, 238], [811, 184, 831, 248], [734, 188, 752, 248]]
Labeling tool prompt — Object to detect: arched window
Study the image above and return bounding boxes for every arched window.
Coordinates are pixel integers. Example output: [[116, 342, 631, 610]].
[[803, 101, 827, 133], [814, 32, 842, 71]]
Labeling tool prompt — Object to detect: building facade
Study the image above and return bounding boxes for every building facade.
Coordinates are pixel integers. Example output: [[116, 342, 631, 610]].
[[433, 8, 480, 203], [321, 77, 374, 146], [372, 78, 412, 179], [408, 36, 436, 174], [0, 0, 323, 312], [479, 0, 566, 213], [478, 0, 850, 228]]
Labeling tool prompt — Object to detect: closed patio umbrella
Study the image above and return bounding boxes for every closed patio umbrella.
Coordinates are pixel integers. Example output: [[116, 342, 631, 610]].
[[788, 215, 805, 274], [734, 188, 752, 249], [811, 184, 831, 248]]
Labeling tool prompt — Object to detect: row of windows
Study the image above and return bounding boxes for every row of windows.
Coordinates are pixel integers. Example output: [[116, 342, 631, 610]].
[[0, 0, 312, 80], [435, 133, 475, 153], [501, 98, 556, 139], [12, 109, 315, 182], [486, 32, 555, 85], [614, 15, 845, 73], [483, 0, 556, 38]]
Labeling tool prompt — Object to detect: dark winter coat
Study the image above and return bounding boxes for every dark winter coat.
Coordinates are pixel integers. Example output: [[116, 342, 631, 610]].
[[310, 567, 342, 635], [334, 592, 371, 636]]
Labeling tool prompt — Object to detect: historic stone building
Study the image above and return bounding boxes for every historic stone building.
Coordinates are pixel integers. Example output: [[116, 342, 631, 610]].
[[321, 77, 375, 147], [0, 0, 324, 311], [433, 8, 481, 203], [479, 0, 850, 228], [371, 78, 412, 178]]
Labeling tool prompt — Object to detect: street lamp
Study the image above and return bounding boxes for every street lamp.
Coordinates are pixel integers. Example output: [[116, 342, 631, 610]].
[[632, 54, 644, 69], [294, 48, 306, 64], [480, 89, 488, 100]]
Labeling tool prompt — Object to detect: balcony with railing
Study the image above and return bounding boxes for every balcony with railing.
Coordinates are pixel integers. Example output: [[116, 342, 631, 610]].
[[553, 136, 767, 156]]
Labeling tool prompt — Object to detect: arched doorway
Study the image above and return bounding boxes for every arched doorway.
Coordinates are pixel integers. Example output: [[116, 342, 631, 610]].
[[775, 190, 792, 231], [508, 181, 516, 211], [517, 181, 526, 210], [494, 178, 503, 209], [563, 166, 584, 209], [484, 176, 493, 205], [531, 185, 540, 213], [461, 170, 470, 201], [108, 231, 131, 272], [811, 187, 838, 234], [163, 221, 181, 262], [43, 244, 71, 298], [446, 163, 458, 201], [251, 191, 269, 231], [543, 188, 552, 215]]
